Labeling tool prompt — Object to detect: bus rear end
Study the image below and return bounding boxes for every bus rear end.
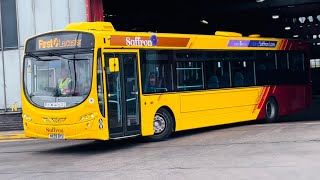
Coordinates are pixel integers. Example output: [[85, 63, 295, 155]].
[[22, 31, 107, 140]]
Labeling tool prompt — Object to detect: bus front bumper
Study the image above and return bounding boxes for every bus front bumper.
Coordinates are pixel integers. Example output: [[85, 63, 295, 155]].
[[23, 120, 109, 140]]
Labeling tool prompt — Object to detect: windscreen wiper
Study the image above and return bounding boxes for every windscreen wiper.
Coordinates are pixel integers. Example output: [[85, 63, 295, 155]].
[[26, 53, 45, 61], [48, 51, 87, 61], [48, 52, 71, 61]]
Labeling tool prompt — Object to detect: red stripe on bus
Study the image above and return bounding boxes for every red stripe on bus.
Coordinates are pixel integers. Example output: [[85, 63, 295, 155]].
[[283, 40, 289, 50], [257, 86, 270, 109], [279, 41, 284, 50], [288, 42, 292, 50], [253, 87, 266, 113], [272, 86, 277, 93], [280, 40, 287, 50]]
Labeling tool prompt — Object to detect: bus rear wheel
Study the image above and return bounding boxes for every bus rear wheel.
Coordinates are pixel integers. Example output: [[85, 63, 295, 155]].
[[264, 97, 279, 123], [146, 108, 173, 142]]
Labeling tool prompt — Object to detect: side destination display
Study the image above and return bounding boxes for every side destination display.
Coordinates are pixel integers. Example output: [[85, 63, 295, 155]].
[[228, 40, 278, 48]]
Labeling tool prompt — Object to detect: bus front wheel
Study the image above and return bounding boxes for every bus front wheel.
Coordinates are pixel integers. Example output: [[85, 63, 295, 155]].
[[264, 97, 279, 123], [147, 108, 173, 141]]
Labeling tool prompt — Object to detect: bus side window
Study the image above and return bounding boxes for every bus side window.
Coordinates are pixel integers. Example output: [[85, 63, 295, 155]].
[[255, 52, 276, 85], [289, 52, 306, 84], [219, 61, 231, 88], [206, 61, 220, 89], [140, 50, 173, 94], [231, 61, 244, 87], [276, 52, 290, 84], [176, 61, 204, 91], [228, 51, 256, 87], [97, 49, 105, 117]]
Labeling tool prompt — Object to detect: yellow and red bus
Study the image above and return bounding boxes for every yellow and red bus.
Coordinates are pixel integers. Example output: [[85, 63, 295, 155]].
[[22, 22, 312, 141]]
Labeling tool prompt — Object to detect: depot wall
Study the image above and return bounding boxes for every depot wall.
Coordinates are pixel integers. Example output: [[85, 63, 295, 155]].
[[0, 0, 87, 113]]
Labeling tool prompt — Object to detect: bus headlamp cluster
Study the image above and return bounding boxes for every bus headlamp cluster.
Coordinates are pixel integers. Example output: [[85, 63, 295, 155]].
[[80, 113, 95, 122], [23, 114, 32, 121]]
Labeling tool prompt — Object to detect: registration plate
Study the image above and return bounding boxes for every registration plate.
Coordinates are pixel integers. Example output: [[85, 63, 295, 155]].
[[44, 102, 66, 108], [49, 134, 65, 139]]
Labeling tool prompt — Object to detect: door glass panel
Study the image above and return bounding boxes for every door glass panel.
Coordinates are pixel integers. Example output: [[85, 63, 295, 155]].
[[105, 54, 122, 133], [123, 55, 139, 130]]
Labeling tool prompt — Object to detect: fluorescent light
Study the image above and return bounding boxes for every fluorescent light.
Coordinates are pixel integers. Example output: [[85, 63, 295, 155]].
[[285, 26, 291, 30], [293, 35, 299, 38], [256, 0, 265, 2], [272, 15, 279, 19], [200, 20, 208, 24]]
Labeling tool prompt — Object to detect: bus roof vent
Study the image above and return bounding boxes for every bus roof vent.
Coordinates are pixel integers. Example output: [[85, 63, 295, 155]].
[[215, 31, 242, 37], [65, 22, 116, 32], [249, 34, 261, 38]]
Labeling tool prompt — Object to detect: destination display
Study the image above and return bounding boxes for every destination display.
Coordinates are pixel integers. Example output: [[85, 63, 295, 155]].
[[26, 32, 94, 52]]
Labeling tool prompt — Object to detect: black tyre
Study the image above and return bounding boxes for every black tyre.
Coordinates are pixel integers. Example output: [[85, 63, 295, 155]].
[[146, 108, 173, 142], [264, 97, 279, 123]]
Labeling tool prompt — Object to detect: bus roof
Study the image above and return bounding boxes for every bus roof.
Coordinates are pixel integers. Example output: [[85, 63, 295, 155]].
[[62, 22, 308, 51]]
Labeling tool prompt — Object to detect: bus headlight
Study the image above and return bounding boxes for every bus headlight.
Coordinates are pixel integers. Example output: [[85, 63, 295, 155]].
[[80, 113, 95, 122], [23, 114, 32, 122]]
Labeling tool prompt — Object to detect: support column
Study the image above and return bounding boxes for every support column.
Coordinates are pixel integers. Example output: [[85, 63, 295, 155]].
[[86, 0, 104, 22]]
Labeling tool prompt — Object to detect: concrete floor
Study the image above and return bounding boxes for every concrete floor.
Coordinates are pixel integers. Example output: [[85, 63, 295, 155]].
[[0, 98, 320, 180], [1, 98, 320, 180]]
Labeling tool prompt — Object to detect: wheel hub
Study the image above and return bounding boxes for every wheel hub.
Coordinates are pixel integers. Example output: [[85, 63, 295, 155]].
[[154, 114, 166, 134], [266, 101, 274, 118]]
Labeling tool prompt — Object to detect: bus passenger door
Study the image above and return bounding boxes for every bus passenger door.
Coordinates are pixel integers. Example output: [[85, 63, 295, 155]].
[[104, 52, 141, 138]]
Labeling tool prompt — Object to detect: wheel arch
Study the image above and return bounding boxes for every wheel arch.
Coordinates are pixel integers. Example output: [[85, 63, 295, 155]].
[[157, 106, 176, 132], [268, 95, 278, 105]]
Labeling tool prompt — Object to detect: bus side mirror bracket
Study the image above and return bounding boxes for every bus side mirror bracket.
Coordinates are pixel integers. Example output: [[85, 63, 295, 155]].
[[109, 58, 119, 72]]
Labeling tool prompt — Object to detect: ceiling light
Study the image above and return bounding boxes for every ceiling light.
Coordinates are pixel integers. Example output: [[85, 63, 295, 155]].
[[272, 15, 279, 19], [256, 0, 265, 2], [299, 17, 306, 23], [285, 26, 291, 30], [293, 35, 299, 38], [105, 14, 115, 17], [313, 35, 317, 39], [317, 15, 320, 22], [200, 20, 208, 24], [308, 16, 314, 22]]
